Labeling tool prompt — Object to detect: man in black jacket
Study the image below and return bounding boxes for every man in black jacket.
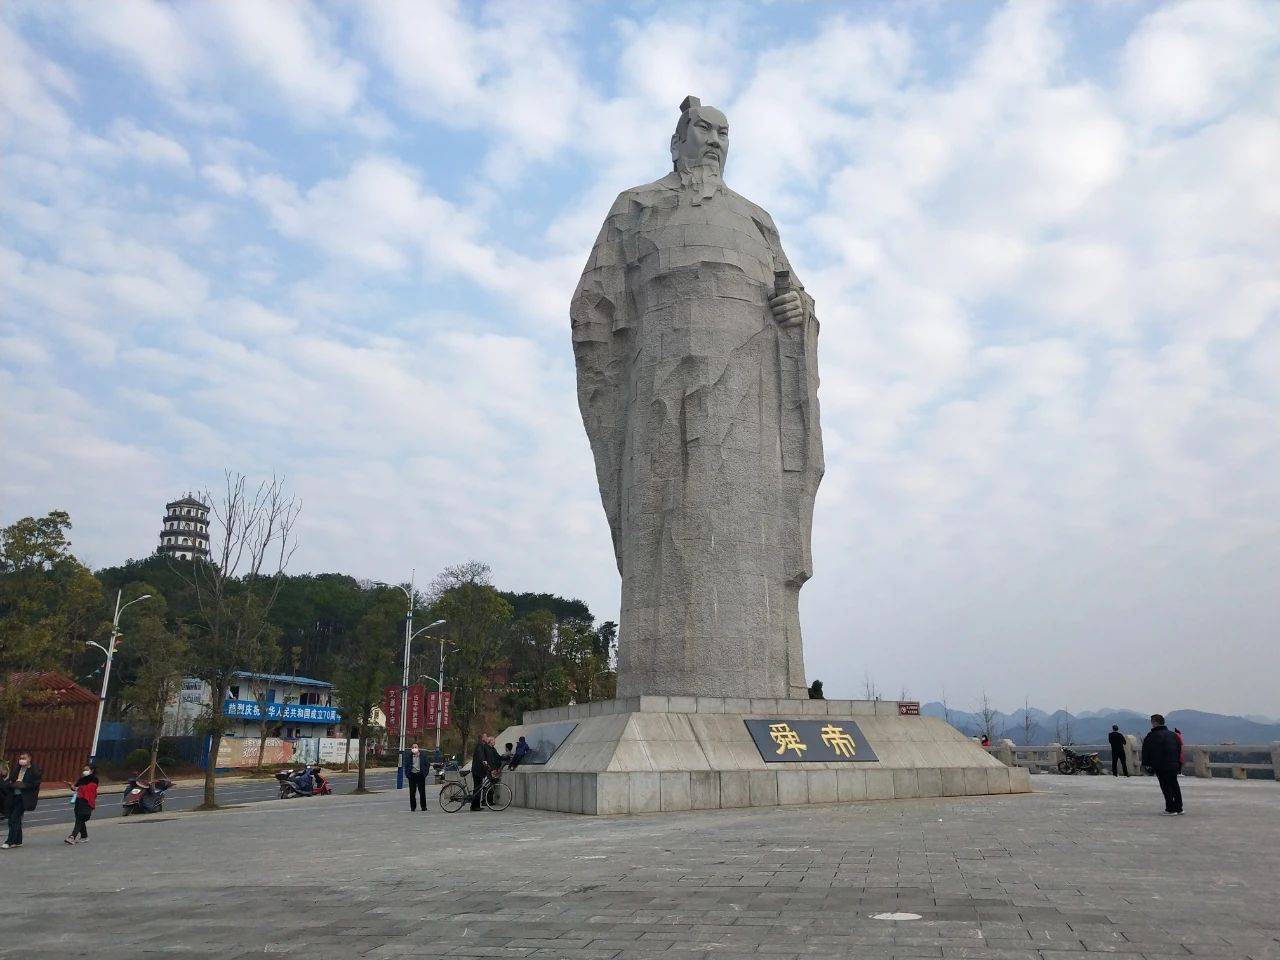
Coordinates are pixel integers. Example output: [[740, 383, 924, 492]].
[[469, 734, 501, 811], [1108, 725, 1130, 777], [2, 751, 43, 848], [1141, 715, 1183, 815]]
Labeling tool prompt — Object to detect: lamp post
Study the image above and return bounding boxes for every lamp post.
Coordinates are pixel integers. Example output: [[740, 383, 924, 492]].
[[86, 589, 152, 763], [376, 575, 415, 789], [375, 577, 446, 789], [432, 630, 454, 763]]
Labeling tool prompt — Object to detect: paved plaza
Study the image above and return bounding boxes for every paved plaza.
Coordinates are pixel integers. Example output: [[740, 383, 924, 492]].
[[5, 774, 1278, 959]]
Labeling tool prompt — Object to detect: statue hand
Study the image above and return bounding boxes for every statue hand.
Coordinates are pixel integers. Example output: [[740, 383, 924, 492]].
[[769, 290, 804, 328]]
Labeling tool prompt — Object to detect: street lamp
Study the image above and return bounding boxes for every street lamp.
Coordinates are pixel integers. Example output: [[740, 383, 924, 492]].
[[374, 578, 445, 788], [374, 576, 415, 789], [427, 627, 452, 763], [87, 589, 152, 762]]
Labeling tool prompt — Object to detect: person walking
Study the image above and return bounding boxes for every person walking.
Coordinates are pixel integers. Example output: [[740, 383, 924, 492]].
[[65, 765, 99, 844], [402, 743, 428, 812], [469, 734, 501, 812], [1108, 725, 1130, 777], [1173, 728, 1185, 768], [2, 751, 43, 849], [1141, 714, 1184, 815]]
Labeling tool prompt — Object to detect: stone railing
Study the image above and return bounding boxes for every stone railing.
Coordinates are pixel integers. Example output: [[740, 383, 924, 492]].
[[988, 739, 1280, 780]]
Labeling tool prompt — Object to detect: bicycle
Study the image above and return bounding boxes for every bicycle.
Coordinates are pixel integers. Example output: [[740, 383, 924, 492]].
[[439, 772, 511, 812]]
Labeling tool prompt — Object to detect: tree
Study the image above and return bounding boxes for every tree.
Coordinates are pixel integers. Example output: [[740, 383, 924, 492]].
[[558, 619, 613, 706], [1020, 697, 1041, 746], [974, 691, 1002, 742], [432, 565, 513, 758], [807, 679, 824, 700], [119, 595, 189, 779], [184, 475, 298, 809], [330, 591, 402, 792], [0, 511, 107, 756], [246, 644, 286, 772], [507, 610, 567, 712], [1054, 709, 1074, 745], [861, 671, 880, 701]]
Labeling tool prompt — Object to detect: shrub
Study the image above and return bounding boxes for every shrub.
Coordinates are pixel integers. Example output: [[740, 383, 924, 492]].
[[125, 748, 151, 769]]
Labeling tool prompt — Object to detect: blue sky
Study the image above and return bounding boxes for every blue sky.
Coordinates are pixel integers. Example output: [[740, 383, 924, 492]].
[[2, 1, 1277, 715]]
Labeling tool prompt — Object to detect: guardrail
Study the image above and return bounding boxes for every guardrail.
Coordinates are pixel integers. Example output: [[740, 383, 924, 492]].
[[987, 739, 1280, 780]]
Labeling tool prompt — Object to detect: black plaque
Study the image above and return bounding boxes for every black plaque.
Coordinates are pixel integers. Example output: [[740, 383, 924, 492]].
[[517, 721, 578, 765], [744, 718, 878, 763]]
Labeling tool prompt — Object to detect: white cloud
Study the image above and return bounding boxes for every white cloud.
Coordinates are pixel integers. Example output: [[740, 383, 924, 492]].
[[1120, 0, 1280, 129], [109, 119, 191, 166]]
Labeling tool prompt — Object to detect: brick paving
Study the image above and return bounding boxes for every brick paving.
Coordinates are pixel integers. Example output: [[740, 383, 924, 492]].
[[3, 773, 1277, 959]]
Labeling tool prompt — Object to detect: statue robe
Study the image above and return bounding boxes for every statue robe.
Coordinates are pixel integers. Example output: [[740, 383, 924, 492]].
[[571, 172, 823, 699]]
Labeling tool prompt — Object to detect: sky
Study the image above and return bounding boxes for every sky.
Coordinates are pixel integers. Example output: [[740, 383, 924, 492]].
[[2, 1, 1277, 716]]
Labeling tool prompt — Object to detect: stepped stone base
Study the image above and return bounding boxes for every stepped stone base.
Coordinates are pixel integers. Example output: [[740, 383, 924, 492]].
[[495, 697, 1030, 816]]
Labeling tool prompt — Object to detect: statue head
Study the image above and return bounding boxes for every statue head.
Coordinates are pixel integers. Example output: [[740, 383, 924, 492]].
[[670, 95, 728, 175]]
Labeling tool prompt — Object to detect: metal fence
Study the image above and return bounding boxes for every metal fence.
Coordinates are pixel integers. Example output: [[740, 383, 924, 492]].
[[94, 735, 207, 768]]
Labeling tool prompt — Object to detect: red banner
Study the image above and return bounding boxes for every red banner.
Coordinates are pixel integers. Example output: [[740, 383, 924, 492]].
[[405, 684, 426, 735], [382, 684, 400, 733], [425, 690, 452, 729]]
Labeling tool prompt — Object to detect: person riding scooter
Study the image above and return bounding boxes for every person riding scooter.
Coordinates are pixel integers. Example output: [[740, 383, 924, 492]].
[[292, 767, 315, 796]]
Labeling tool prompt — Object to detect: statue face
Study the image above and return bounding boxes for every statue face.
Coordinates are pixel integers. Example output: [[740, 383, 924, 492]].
[[672, 106, 729, 174]]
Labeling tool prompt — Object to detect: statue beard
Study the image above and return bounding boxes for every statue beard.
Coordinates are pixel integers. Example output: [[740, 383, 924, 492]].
[[676, 158, 723, 206]]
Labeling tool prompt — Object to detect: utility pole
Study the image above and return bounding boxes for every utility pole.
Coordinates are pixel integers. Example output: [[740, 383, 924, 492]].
[[87, 589, 151, 763]]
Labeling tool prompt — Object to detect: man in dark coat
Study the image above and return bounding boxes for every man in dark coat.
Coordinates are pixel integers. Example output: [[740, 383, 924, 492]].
[[1141, 714, 1183, 814], [401, 743, 429, 812], [469, 734, 501, 812], [2, 751, 43, 848], [1108, 725, 1130, 777]]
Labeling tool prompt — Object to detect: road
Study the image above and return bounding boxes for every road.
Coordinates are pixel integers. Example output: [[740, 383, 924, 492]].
[[24, 767, 402, 828]]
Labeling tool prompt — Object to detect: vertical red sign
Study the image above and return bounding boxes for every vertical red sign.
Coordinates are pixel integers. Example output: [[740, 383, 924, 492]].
[[440, 690, 452, 729], [382, 684, 401, 733], [405, 684, 426, 734]]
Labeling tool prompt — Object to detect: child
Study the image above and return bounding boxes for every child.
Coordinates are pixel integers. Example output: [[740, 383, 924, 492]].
[[65, 766, 99, 844]]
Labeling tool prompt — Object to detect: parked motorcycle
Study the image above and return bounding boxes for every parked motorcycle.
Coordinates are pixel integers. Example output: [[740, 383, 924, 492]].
[[122, 772, 173, 815], [1057, 747, 1104, 775]]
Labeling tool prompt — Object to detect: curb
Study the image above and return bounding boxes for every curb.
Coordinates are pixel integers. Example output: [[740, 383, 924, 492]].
[[40, 767, 400, 799]]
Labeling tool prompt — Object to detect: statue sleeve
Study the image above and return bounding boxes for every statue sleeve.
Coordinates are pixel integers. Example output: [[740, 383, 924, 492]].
[[756, 209, 824, 586], [571, 193, 633, 572]]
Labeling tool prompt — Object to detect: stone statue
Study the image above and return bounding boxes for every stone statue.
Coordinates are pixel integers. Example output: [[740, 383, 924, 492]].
[[572, 96, 823, 700]]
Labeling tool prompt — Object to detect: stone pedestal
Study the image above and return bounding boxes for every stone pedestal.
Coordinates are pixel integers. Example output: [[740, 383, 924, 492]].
[[495, 697, 1030, 815]]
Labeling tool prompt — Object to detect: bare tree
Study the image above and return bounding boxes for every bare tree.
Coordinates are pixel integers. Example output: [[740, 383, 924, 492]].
[[247, 668, 285, 771], [1054, 709, 1074, 746], [1021, 696, 1041, 746], [975, 691, 1002, 742], [939, 685, 953, 726], [861, 670, 880, 701], [183, 473, 299, 809]]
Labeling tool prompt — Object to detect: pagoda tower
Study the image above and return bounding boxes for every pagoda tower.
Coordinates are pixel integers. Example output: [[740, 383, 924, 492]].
[[157, 494, 211, 561]]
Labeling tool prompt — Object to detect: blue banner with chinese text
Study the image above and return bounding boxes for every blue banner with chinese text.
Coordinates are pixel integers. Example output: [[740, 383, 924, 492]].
[[222, 700, 340, 724]]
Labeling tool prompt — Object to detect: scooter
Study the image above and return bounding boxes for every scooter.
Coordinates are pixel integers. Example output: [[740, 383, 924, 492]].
[[122, 771, 173, 815]]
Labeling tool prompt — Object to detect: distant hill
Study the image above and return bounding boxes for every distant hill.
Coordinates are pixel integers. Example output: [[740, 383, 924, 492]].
[[920, 702, 1280, 746]]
